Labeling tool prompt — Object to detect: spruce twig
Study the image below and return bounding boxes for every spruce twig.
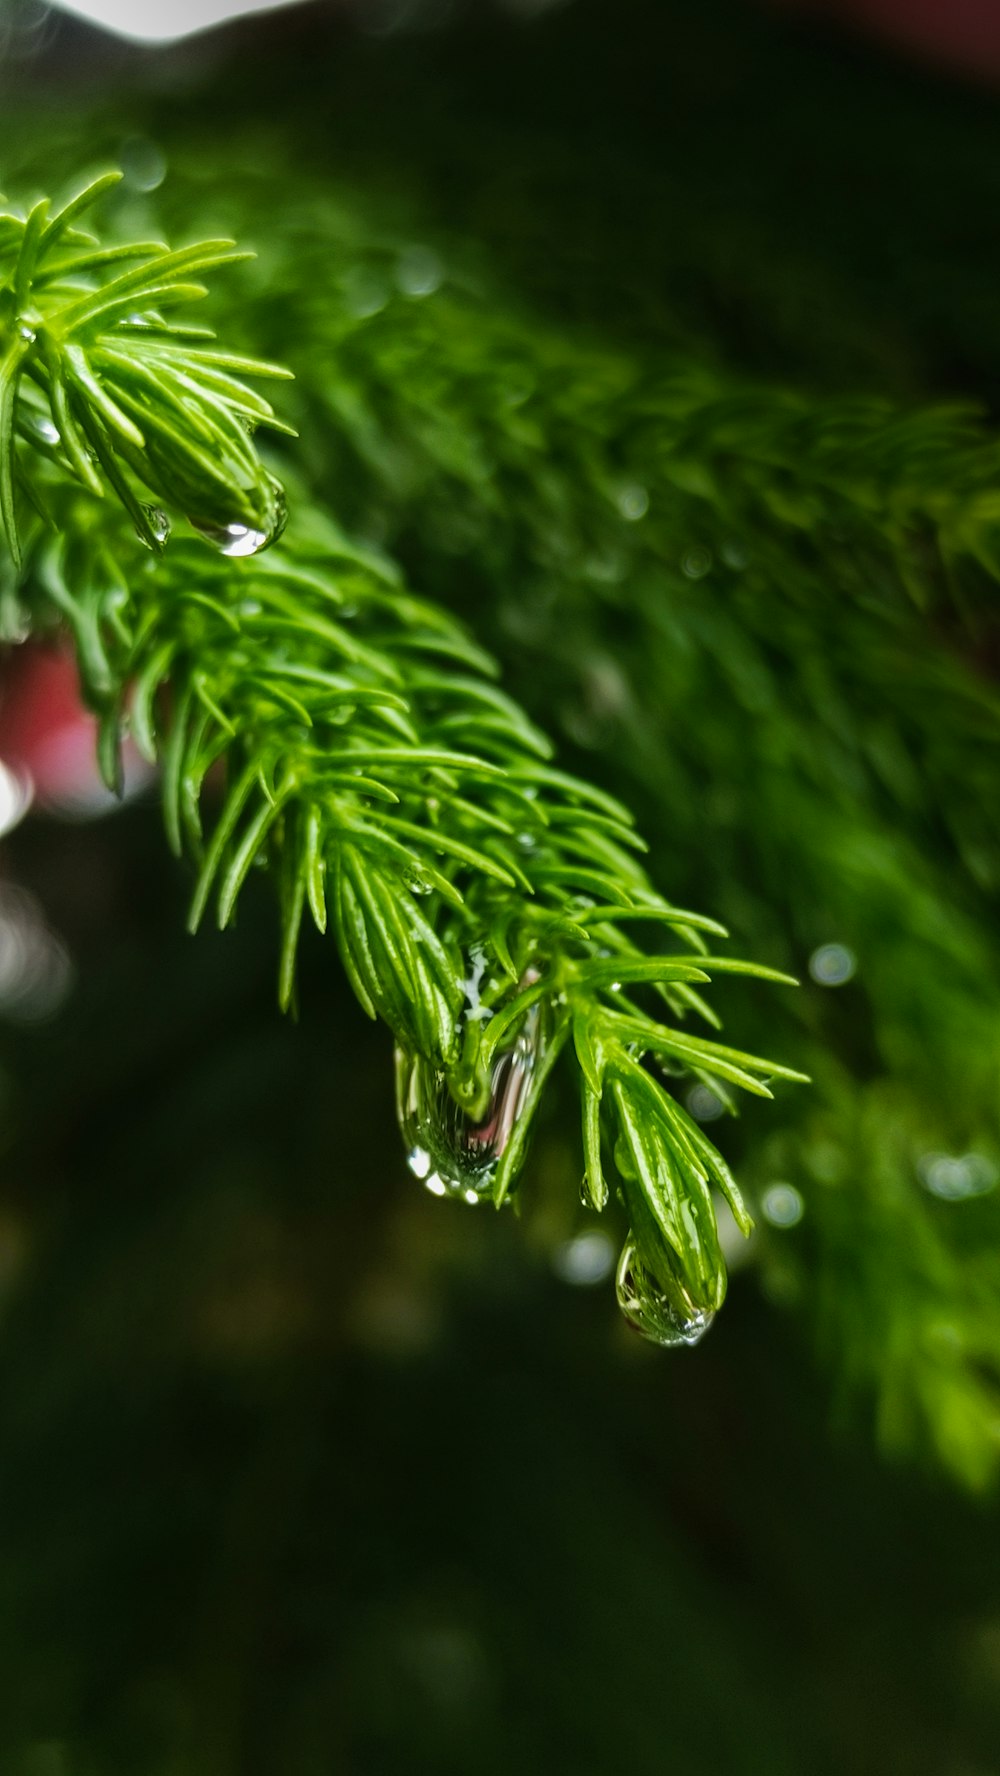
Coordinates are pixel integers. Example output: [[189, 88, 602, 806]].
[[0, 173, 805, 1336]]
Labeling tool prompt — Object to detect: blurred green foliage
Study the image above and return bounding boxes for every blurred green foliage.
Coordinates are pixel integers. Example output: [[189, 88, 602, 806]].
[[2, 0, 1000, 1769]]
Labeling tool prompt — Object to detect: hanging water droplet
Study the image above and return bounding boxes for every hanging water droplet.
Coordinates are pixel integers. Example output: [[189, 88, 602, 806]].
[[395, 990, 547, 1202], [191, 518, 268, 558], [20, 412, 60, 448], [191, 481, 286, 560], [17, 323, 36, 345], [138, 505, 170, 549], [615, 1239, 715, 1348]]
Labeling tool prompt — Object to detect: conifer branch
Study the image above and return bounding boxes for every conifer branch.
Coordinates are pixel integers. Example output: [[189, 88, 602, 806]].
[[0, 173, 805, 1340]]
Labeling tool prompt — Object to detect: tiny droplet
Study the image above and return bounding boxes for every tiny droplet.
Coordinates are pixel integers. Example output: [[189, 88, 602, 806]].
[[682, 547, 712, 579], [616, 483, 649, 522], [918, 1152, 997, 1202], [396, 245, 443, 298], [761, 1183, 804, 1227], [553, 1230, 615, 1286], [138, 505, 170, 549], [809, 943, 856, 986], [687, 1083, 726, 1123]]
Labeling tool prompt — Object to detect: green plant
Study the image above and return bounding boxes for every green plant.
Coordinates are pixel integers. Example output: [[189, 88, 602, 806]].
[[0, 170, 804, 1342]]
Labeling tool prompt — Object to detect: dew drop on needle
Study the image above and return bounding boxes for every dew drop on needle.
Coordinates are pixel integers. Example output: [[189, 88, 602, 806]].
[[395, 982, 547, 1202], [615, 1238, 715, 1348]]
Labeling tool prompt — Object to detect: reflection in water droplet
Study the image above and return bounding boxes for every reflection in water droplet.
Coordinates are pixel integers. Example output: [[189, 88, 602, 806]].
[[809, 942, 856, 986], [615, 1239, 715, 1348], [138, 505, 170, 548], [396, 993, 547, 1201], [761, 1182, 804, 1227], [191, 482, 286, 558]]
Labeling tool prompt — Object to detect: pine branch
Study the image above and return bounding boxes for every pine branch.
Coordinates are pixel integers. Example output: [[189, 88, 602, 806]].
[[150, 152, 1000, 1466], [0, 173, 804, 1343], [0, 171, 290, 561]]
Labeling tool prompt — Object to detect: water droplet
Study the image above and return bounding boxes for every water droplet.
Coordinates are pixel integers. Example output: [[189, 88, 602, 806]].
[[192, 518, 271, 558], [809, 942, 856, 986], [342, 266, 391, 320], [918, 1152, 997, 1202], [396, 244, 443, 298], [552, 1230, 615, 1286], [20, 412, 59, 448], [682, 546, 712, 579], [616, 483, 649, 522], [119, 136, 167, 192], [686, 1083, 726, 1123], [761, 1183, 804, 1227], [404, 866, 433, 896], [396, 991, 547, 1201], [17, 323, 35, 345], [138, 505, 170, 549], [615, 1239, 715, 1348]]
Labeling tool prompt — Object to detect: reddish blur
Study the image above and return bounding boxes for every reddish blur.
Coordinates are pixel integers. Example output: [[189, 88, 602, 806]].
[[0, 642, 150, 819], [772, 0, 1000, 84]]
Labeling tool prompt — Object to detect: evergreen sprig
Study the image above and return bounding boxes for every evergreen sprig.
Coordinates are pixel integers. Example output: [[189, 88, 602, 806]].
[[150, 147, 1000, 1471], [0, 173, 803, 1337], [0, 170, 290, 562]]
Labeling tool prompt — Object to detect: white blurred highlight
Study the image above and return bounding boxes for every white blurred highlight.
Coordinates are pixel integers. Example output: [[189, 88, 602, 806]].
[[50, 0, 301, 44], [0, 761, 33, 838], [0, 885, 72, 1023]]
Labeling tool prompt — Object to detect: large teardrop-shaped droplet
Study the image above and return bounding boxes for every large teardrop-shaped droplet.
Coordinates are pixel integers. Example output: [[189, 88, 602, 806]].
[[396, 996, 546, 1204], [191, 517, 270, 558], [190, 481, 287, 559], [615, 1238, 715, 1348]]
